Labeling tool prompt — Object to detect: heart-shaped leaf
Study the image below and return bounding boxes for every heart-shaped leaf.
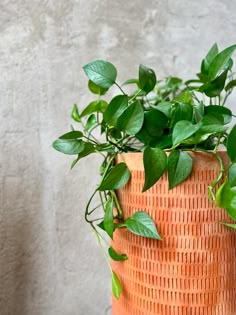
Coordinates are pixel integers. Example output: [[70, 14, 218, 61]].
[[103, 95, 128, 126], [167, 150, 193, 189], [117, 100, 144, 135], [172, 121, 200, 146], [139, 64, 156, 94], [52, 139, 85, 155], [142, 147, 167, 192], [125, 211, 161, 240], [83, 60, 117, 89], [98, 163, 130, 191]]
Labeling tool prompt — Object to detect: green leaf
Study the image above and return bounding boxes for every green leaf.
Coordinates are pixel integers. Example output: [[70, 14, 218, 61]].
[[81, 100, 108, 117], [142, 147, 167, 192], [167, 150, 193, 189], [227, 125, 236, 162], [85, 114, 97, 131], [172, 121, 200, 146], [117, 100, 144, 135], [199, 69, 228, 97], [221, 223, 236, 230], [70, 143, 96, 168], [88, 80, 108, 95], [71, 104, 80, 122], [103, 95, 128, 126], [208, 45, 236, 80], [225, 79, 236, 92], [52, 139, 85, 155], [83, 60, 117, 89], [139, 64, 156, 93], [228, 163, 236, 187], [205, 105, 232, 125], [125, 211, 161, 240], [183, 124, 227, 145], [226, 190, 236, 221], [143, 110, 168, 137], [170, 102, 193, 126], [174, 90, 193, 103], [98, 163, 131, 191], [201, 43, 218, 75], [108, 246, 128, 261], [156, 102, 172, 118], [59, 131, 83, 140], [193, 101, 204, 123], [112, 271, 122, 299], [216, 181, 233, 208], [104, 198, 114, 239]]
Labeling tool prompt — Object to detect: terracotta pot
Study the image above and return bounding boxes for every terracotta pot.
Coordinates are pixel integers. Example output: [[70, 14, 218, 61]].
[[111, 152, 236, 315]]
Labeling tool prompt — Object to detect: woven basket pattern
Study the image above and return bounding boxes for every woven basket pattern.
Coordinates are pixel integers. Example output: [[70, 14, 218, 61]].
[[111, 152, 236, 315]]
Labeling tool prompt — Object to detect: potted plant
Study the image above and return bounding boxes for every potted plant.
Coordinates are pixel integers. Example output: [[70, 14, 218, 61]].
[[53, 44, 236, 314]]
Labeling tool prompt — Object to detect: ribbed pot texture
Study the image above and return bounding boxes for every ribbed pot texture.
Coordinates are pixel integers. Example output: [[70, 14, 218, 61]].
[[111, 152, 236, 315]]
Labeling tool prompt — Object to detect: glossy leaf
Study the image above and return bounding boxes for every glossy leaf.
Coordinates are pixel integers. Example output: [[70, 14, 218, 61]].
[[59, 131, 83, 140], [172, 121, 200, 146], [81, 100, 108, 117], [201, 43, 218, 75], [108, 246, 128, 261], [205, 105, 232, 125], [228, 163, 236, 187], [216, 181, 232, 208], [139, 64, 156, 93], [225, 189, 236, 221], [104, 198, 114, 239], [170, 102, 193, 126], [199, 69, 228, 97], [117, 100, 144, 135], [167, 150, 193, 189], [85, 114, 97, 131], [227, 125, 236, 162], [143, 110, 168, 137], [125, 211, 161, 240], [71, 104, 80, 122], [112, 271, 122, 299], [156, 102, 172, 118], [83, 60, 117, 89], [208, 45, 236, 80], [142, 147, 167, 192], [98, 163, 131, 191], [52, 139, 85, 155], [88, 80, 108, 95], [103, 95, 128, 126]]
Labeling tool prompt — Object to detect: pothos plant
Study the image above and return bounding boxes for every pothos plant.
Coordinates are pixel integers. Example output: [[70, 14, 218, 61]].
[[53, 44, 236, 298]]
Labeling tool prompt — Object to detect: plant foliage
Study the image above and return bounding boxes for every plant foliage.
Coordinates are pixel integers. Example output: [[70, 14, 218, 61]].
[[53, 44, 236, 298]]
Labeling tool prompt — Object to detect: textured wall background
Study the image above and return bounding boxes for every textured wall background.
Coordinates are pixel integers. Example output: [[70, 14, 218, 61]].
[[1, 1, 236, 314]]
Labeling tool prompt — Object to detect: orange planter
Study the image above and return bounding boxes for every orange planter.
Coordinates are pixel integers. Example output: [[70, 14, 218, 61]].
[[111, 152, 236, 315]]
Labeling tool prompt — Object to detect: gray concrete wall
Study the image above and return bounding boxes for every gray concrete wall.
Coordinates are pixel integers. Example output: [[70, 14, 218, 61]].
[[1, 1, 236, 314]]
